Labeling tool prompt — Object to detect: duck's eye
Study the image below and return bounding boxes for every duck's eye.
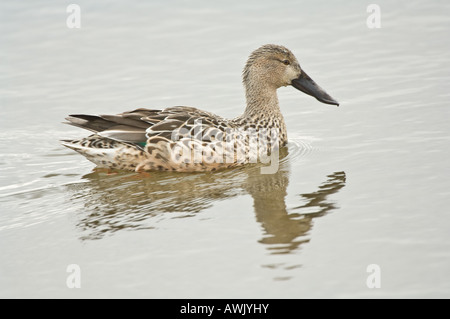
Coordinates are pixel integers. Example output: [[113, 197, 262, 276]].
[[282, 60, 290, 65]]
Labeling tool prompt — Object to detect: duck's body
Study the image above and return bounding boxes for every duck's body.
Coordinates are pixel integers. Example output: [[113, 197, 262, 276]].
[[62, 44, 338, 172]]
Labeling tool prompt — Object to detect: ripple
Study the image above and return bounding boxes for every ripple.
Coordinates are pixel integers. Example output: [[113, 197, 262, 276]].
[[283, 135, 318, 164]]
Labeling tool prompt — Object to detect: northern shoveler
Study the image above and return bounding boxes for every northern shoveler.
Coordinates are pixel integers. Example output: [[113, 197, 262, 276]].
[[62, 44, 339, 172]]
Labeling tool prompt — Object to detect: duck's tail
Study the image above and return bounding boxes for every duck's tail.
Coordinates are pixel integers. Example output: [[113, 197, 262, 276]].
[[61, 135, 146, 171]]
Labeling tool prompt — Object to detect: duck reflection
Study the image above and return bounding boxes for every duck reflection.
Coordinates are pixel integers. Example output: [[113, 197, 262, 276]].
[[246, 169, 346, 254], [67, 149, 346, 254], [67, 168, 248, 240]]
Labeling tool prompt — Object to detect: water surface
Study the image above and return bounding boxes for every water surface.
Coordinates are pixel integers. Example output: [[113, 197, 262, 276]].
[[1, 0, 450, 298]]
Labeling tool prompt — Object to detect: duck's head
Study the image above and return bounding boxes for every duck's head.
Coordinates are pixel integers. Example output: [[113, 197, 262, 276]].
[[243, 44, 339, 106]]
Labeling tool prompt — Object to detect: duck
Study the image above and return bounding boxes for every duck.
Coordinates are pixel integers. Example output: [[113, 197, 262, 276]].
[[61, 44, 339, 172]]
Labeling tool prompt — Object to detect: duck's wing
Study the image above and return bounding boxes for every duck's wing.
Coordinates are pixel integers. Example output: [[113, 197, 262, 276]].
[[64, 106, 231, 146], [144, 106, 231, 142], [64, 108, 161, 145]]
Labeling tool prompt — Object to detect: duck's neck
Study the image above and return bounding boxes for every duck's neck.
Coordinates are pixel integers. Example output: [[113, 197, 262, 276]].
[[244, 84, 279, 118], [235, 83, 287, 144]]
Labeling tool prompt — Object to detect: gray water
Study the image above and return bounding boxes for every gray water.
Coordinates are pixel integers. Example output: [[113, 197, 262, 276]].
[[1, 0, 449, 298]]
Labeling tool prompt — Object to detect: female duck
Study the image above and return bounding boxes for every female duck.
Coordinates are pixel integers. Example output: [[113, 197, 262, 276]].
[[62, 44, 338, 172]]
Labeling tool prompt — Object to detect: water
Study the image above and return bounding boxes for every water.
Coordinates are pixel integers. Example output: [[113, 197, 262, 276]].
[[1, 0, 449, 298]]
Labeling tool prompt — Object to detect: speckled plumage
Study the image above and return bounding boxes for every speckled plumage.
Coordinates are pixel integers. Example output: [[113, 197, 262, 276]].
[[62, 44, 339, 172]]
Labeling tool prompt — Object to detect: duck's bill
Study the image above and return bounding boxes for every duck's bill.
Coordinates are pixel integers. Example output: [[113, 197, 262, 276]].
[[291, 71, 339, 106]]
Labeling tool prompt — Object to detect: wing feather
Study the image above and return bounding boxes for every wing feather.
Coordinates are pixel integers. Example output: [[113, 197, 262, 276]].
[[64, 106, 233, 146]]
